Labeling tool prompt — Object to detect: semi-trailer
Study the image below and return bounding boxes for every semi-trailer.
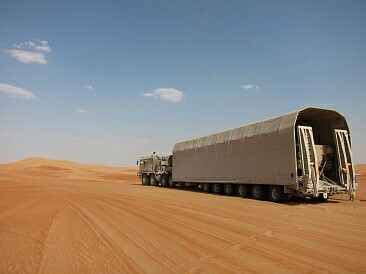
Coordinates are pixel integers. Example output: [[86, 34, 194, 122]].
[[137, 107, 357, 202]]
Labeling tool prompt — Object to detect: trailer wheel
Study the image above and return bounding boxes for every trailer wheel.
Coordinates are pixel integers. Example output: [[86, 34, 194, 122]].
[[319, 193, 328, 202], [312, 193, 328, 202], [150, 174, 158, 186], [224, 184, 235, 196], [203, 183, 212, 193], [168, 176, 175, 188], [142, 174, 149, 185], [213, 184, 223, 194], [161, 174, 168, 187], [251, 185, 268, 200], [237, 185, 250, 198], [268, 186, 287, 203]]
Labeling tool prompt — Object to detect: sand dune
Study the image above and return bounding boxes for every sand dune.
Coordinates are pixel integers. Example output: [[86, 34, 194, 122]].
[[0, 158, 365, 273]]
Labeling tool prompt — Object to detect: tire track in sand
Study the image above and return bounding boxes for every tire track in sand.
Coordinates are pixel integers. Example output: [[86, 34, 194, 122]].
[[57, 193, 166, 273]]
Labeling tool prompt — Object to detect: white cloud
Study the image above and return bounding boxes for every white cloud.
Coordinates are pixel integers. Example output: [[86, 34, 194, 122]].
[[142, 92, 157, 97], [26, 41, 36, 47], [77, 109, 94, 115], [28, 40, 51, 52], [242, 84, 259, 90], [85, 84, 94, 92], [35, 45, 51, 52], [142, 88, 185, 102], [3, 39, 51, 64], [3, 50, 47, 64], [0, 83, 36, 100]]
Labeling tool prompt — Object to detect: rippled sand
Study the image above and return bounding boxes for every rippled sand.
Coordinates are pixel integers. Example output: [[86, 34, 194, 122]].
[[1, 158, 365, 273]]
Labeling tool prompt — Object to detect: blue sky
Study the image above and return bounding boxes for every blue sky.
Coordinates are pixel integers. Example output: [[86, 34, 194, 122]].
[[0, 0, 365, 166]]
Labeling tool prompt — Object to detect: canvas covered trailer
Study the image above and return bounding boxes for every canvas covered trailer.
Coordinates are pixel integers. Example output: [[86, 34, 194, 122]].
[[172, 107, 357, 199]]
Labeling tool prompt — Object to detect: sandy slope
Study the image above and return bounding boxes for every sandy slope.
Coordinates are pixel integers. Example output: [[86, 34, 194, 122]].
[[0, 158, 365, 273]]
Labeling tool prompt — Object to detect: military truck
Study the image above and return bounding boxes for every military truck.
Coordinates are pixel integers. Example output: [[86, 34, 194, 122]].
[[138, 107, 357, 202], [137, 153, 173, 187]]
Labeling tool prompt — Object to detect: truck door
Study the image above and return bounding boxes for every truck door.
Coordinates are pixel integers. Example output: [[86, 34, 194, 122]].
[[297, 126, 319, 194], [146, 158, 153, 172], [334, 129, 356, 198]]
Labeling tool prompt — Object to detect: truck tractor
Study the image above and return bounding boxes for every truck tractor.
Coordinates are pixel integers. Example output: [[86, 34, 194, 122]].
[[137, 153, 173, 187]]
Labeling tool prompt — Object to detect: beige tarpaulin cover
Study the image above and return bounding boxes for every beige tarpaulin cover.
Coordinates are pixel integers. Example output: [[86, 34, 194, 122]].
[[172, 107, 349, 186]]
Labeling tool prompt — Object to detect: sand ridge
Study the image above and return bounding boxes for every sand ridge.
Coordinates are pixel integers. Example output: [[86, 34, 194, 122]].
[[0, 158, 365, 273]]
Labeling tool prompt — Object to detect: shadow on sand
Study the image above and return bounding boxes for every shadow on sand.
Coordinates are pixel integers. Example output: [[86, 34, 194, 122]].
[[132, 183, 342, 205]]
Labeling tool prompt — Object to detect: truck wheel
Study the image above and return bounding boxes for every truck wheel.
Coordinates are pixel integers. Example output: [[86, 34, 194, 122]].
[[251, 185, 268, 200], [268, 186, 287, 203], [168, 176, 175, 188], [237, 185, 250, 198], [161, 175, 168, 187], [142, 174, 149, 185], [224, 184, 235, 196], [203, 183, 212, 193], [213, 184, 223, 194], [150, 174, 158, 186]]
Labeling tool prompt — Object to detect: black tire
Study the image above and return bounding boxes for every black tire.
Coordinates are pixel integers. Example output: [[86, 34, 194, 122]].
[[237, 185, 250, 198], [213, 183, 223, 194], [251, 185, 268, 200], [268, 186, 288, 203], [319, 193, 328, 202], [203, 183, 212, 193], [312, 193, 328, 202], [150, 174, 158, 186], [168, 176, 175, 188], [142, 174, 149, 185], [224, 184, 235, 196], [161, 174, 168, 187]]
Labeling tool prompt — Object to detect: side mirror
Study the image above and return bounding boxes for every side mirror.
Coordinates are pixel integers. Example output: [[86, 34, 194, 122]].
[[137, 160, 139, 166]]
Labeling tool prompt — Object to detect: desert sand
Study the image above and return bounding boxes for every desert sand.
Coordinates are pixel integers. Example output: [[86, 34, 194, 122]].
[[0, 158, 365, 273]]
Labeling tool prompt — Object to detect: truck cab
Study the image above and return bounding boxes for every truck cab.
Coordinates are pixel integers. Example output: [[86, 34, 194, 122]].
[[137, 153, 173, 186]]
